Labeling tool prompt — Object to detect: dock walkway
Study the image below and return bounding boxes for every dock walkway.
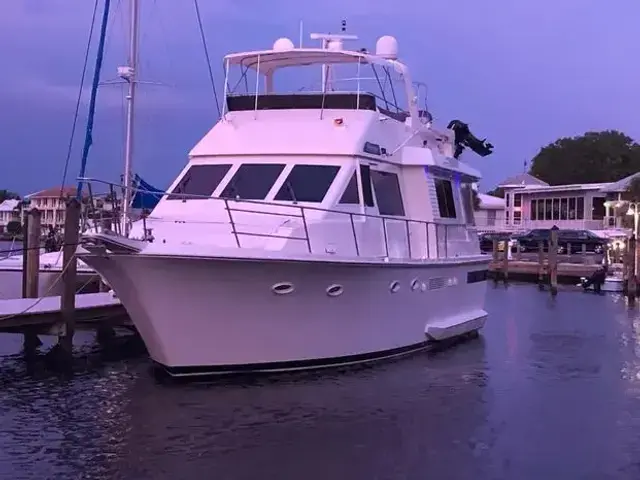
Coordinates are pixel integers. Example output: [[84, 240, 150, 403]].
[[0, 292, 128, 333]]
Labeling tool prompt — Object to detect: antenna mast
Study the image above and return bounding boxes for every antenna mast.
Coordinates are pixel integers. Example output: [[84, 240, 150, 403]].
[[310, 20, 357, 92], [120, 0, 140, 236]]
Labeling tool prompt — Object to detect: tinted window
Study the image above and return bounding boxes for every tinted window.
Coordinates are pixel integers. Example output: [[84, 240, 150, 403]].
[[434, 178, 456, 219], [339, 173, 359, 204], [339, 165, 374, 206], [461, 183, 475, 225], [220, 164, 285, 200], [577, 197, 584, 219], [371, 170, 405, 216], [275, 165, 339, 202], [531, 199, 537, 221], [167, 164, 231, 200], [360, 165, 374, 207]]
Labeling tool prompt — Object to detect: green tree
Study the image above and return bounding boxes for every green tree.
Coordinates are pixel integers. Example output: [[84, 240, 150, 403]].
[[529, 130, 640, 185], [6, 220, 21, 236], [485, 187, 505, 198], [0, 190, 20, 203]]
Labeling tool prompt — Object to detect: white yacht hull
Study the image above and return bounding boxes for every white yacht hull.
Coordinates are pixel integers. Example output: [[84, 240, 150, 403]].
[[79, 252, 489, 376]]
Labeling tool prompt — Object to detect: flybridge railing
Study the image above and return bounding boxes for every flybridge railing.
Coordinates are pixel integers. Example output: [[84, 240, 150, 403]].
[[78, 178, 480, 261]]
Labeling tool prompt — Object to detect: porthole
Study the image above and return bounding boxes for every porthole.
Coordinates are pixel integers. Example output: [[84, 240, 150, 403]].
[[410, 278, 420, 291], [272, 282, 295, 295], [326, 284, 344, 297], [390, 280, 401, 293]]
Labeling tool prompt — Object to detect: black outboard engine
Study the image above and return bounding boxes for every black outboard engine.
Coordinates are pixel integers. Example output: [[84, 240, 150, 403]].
[[447, 120, 494, 159]]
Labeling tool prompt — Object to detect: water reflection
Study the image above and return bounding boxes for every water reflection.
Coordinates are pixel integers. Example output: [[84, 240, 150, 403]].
[[1, 284, 640, 478]]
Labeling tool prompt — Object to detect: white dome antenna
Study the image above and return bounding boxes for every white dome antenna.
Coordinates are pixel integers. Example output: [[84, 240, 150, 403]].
[[375, 35, 399, 60], [273, 37, 295, 51]]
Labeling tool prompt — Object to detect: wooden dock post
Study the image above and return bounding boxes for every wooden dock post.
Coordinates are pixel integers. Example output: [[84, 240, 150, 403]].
[[21, 212, 29, 298], [501, 241, 509, 286], [627, 235, 637, 302], [549, 226, 559, 296], [537, 240, 545, 290], [492, 238, 499, 286], [23, 208, 42, 351], [25, 208, 41, 299], [59, 198, 81, 355]]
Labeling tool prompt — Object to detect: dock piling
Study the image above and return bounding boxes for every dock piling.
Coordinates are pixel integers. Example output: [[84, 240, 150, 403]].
[[501, 241, 509, 286], [549, 226, 559, 296], [537, 240, 545, 290], [23, 209, 42, 351], [626, 235, 637, 302], [492, 238, 499, 286], [25, 208, 41, 299], [59, 198, 81, 355]]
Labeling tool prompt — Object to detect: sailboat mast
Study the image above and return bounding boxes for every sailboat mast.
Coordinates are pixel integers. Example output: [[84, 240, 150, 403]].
[[121, 0, 140, 236]]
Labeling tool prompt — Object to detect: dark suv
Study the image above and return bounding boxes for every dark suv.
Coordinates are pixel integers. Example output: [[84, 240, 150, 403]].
[[513, 228, 607, 254]]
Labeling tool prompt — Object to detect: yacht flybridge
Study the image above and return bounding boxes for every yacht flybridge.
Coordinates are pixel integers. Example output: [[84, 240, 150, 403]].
[[80, 29, 495, 377]]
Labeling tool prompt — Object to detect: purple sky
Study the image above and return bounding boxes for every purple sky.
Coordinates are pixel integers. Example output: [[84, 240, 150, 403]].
[[2, 0, 639, 195]]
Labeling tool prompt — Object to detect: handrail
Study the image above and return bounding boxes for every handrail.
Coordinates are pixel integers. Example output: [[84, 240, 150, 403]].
[[78, 177, 479, 260]]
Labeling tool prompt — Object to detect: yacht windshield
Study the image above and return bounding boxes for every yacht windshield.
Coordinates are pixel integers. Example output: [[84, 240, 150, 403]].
[[274, 165, 340, 203], [219, 164, 286, 200], [167, 164, 232, 200]]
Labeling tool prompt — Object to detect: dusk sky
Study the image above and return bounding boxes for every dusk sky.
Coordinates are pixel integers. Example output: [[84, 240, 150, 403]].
[[1, 0, 639, 195]]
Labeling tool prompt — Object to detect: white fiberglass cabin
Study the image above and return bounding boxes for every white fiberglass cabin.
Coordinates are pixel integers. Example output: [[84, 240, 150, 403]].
[[80, 31, 494, 377]]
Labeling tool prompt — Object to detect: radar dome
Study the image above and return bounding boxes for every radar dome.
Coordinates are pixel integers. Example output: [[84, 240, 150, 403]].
[[273, 37, 295, 51], [375, 35, 398, 59], [327, 39, 343, 51]]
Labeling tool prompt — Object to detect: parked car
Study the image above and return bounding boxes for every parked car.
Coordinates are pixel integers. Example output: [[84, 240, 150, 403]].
[[512, 228, 607, 254]]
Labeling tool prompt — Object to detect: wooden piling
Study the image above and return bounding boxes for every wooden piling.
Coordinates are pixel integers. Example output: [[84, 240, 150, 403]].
[[21, 213, 29, 298], [537, 240, 545, 290], [627, 235, 637, 302], [581, 243, 587, 265], [25, 209, 41, 299], [501, 241, 509, 285], [23, 209, 42, 351], [59, 198, 81, 355], [549, 226, 559, 296], [492, 238, 499, 286]]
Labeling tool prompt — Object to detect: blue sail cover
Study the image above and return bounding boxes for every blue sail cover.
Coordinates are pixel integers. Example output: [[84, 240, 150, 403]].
[[130, 174, 164, 210]]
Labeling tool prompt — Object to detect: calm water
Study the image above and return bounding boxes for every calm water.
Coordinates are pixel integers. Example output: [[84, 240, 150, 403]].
[[1, 284, 640, 479]]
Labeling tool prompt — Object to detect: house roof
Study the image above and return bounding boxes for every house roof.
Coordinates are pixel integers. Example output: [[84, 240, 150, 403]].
[[25, 186, 88, 199], [599, 172, 640, 193], [478, 193, 505, 209], [498, 173, 549, 188], [0, 199, 20, 212]]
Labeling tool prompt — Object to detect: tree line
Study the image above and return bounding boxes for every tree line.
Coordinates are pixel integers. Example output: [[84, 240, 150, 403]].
[[486, 130, 640, 196]]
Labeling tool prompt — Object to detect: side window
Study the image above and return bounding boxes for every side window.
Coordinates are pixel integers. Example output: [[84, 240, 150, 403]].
[[339, 173, 359, 204], [371, 170, 405, 216], [219, 164, 285, 200], [434, 178, 456, 219], [339, 165, 374, 206], [167, 164, 232, 200], [275, 165, 339, 202], [460, 183, 475, 225]]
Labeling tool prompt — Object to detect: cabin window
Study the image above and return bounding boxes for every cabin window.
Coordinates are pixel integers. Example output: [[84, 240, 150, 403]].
[[339, 165, 374, 206], [371, 170, 405, 216], [167, 164, 232, 200], [339, 173, 359, 204], [219, 163, 285, 200], [560, 198, 568, 220], [460, 183, 475, 225], [274, 165, 340, 202], [434, 178, 456, 219], [360, 165, 374, 207]]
